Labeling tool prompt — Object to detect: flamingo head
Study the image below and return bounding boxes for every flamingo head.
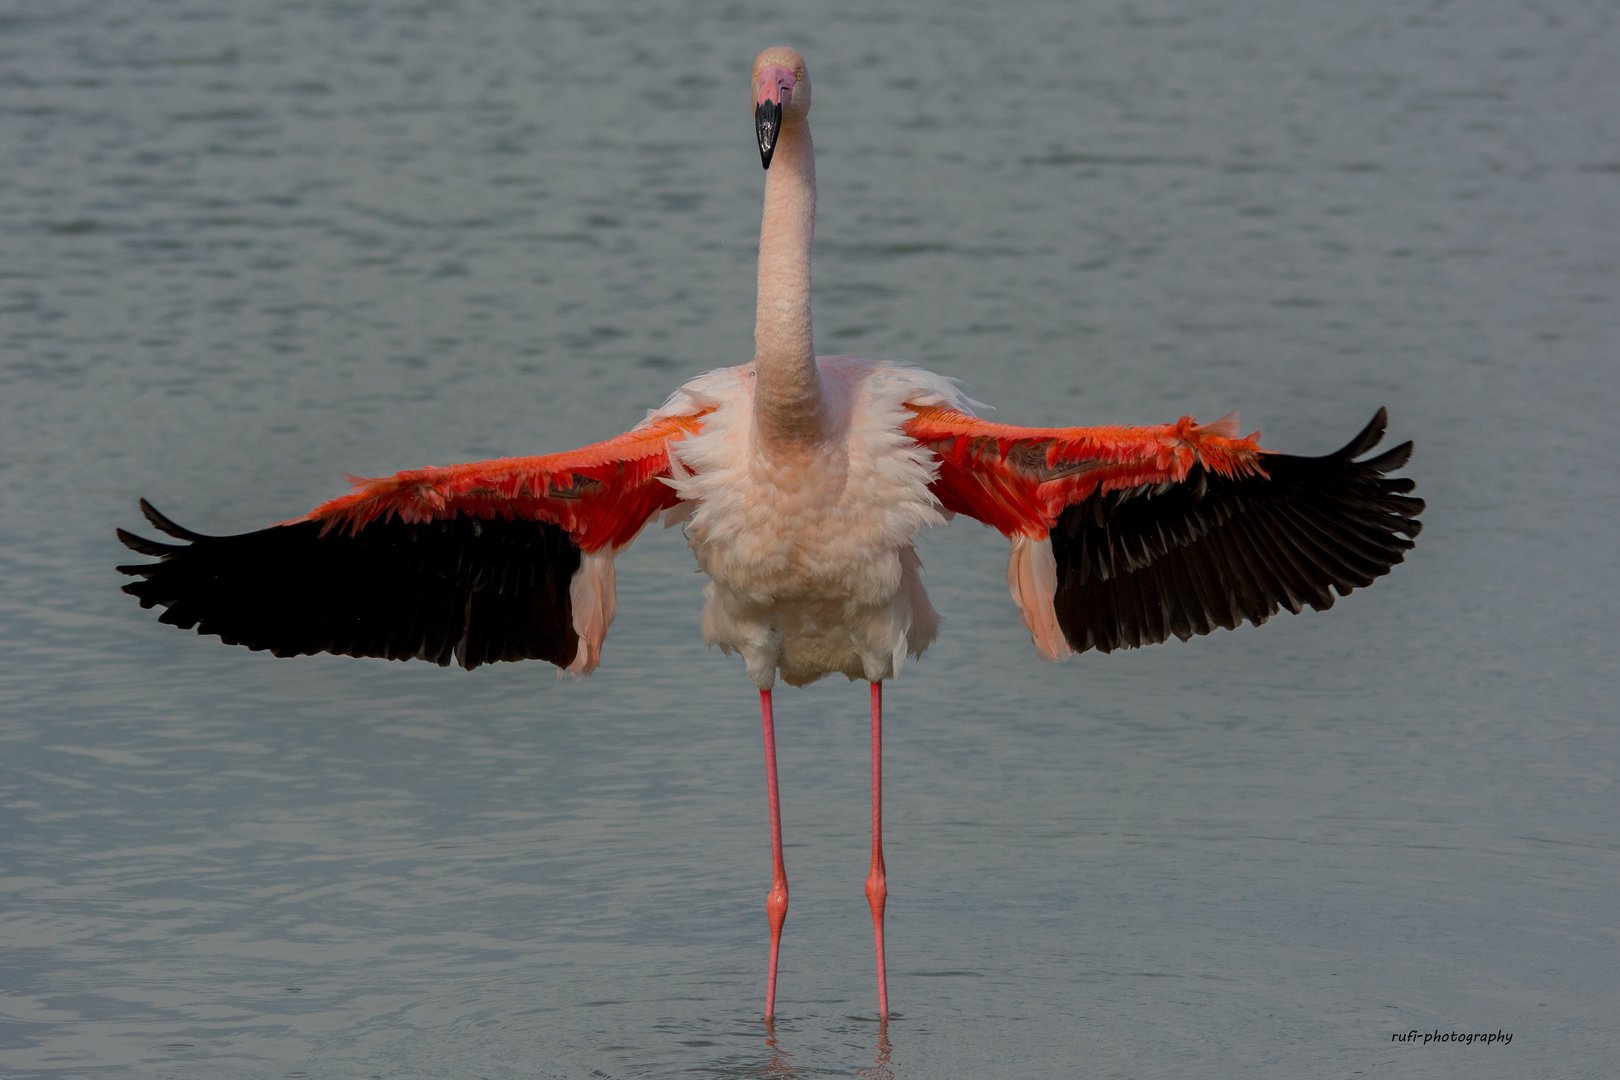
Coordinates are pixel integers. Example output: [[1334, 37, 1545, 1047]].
[[752, 47, 809, 170]]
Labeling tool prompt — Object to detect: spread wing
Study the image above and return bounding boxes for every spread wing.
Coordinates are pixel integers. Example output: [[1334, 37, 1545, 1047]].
[[903, 405, 1424, 658], [116, 413, 705, 673]]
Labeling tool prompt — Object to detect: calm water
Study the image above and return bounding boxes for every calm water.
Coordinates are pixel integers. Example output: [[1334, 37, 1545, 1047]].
[[2, 1, 1617, 1077]]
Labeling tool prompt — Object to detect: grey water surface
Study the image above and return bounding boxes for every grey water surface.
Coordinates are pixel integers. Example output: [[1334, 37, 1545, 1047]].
[[2, 1, 1617, 1077]]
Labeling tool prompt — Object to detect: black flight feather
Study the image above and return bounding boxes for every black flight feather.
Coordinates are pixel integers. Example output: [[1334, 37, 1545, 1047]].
[[117, 500, 582, 670], [1049, 409, 1423, 653]]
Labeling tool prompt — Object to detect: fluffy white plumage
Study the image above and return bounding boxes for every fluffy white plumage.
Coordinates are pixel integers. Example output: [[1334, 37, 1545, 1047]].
[[648, 356, 975, 688]]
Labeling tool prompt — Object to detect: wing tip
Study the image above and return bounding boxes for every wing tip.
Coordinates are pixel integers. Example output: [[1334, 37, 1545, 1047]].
[[137, 499, 208, 541], [115, 527, 177, 561], [1334, 407, 1390, 461], [1362, 438, 1414, 473]]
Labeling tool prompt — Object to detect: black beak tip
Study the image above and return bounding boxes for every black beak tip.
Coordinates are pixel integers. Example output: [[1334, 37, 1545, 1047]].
[[755, 101, 782, 169]]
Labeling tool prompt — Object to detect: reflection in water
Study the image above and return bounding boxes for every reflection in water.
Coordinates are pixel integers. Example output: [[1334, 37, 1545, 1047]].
[[757, 1019, 891, 1080], [856, 1022, 894, 1080], [762, 1022, 795, 1078]]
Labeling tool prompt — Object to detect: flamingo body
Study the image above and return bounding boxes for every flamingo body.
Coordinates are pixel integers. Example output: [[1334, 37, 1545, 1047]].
[[116, 47, 1424, 1022], [655, 357, 970, 687]]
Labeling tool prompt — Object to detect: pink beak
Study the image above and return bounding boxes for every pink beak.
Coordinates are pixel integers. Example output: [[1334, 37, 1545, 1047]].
[[754, 65, 797, 169]]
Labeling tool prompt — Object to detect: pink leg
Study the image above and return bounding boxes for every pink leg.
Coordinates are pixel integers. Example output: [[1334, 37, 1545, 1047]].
[[760, 688, 789, 1019], [865, 680, 890, 1020]]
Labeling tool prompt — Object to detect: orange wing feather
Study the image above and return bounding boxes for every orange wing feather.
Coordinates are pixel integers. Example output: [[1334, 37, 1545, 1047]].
[[902, 405, 1267, 538], [295, 412, 708, 552]]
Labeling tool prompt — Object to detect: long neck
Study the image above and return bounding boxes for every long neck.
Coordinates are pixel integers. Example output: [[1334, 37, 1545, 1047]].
[[754, 119, 822, 446]]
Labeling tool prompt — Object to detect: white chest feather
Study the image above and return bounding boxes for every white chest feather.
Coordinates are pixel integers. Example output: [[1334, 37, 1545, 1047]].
[[652, 357, 970, 687]]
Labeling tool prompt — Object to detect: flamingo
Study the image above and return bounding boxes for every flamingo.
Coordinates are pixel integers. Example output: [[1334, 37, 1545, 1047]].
[[116, 47, 1424, 1022]]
